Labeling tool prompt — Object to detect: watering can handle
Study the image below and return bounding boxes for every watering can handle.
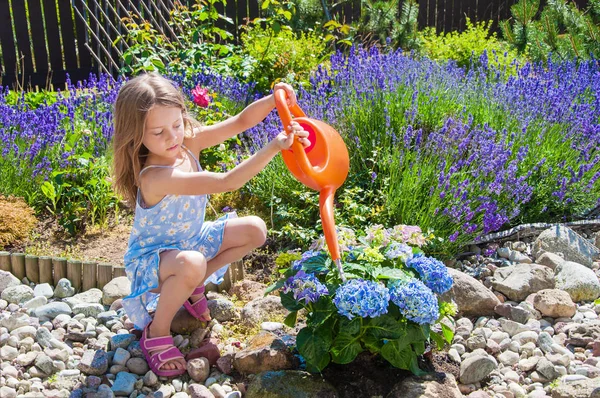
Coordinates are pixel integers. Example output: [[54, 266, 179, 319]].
[[274, 89, 318, 181]]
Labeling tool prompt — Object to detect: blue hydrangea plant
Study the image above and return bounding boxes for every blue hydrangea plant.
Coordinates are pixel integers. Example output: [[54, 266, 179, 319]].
[[267, 224, 457, 374]]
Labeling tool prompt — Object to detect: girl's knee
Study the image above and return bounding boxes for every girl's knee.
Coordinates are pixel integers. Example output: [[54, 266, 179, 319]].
[[177, 251, 207, 285], [246, 216, 267, 247]]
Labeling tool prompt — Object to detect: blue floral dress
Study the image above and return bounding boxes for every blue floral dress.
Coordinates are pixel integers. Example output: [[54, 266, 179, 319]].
[[122, 146, 236, 330]]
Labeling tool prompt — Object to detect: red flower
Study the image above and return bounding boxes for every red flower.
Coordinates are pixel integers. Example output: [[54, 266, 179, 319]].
[[191, 85, 211, 108]]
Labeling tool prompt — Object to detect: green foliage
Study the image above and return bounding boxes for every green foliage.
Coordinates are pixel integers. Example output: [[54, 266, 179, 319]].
[[500, 0, 600, 62], [268, 224, 455, 373], [357, 0, 420, 50], [241, 4, 330, 91], [420, 19, 524, 73], [120, 0, 244, 77]]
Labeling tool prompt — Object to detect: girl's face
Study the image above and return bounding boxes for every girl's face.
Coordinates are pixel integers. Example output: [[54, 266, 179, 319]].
[[142, 106, 185, 159]]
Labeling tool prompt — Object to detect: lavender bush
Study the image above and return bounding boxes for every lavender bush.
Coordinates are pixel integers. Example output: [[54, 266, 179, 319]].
[[267, 224, 456, 373], [242, 47, 600, 251]]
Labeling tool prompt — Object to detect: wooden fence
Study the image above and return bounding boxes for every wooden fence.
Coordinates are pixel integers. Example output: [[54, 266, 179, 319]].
[[0, 251, 244, 294], [0, 0, 591, 89]]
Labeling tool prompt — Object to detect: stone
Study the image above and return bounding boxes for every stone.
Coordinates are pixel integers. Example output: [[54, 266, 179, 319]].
[[555, 261, 600, 302], [536, 252, 565, 270], [492, 264, 555, 302], [534, 289, 577, 318], [551, 375, 600, 398], [186, 337, 220, 366], [102, 277, 131, 305], [241, 296, 289, 327], [246, 370, 338, 398], [1, 284, 34, 304], [187, 357, 210, 383], [126, 357, 149, 375], [387, 373, 462, 398], [0, 270, 21, 293], [72, 303, 105, 318], [78, 350, 109, 375], [111, 372, 137, 396], [171, 307, 207, 334], [229, 280, 268, 302], [207, 298, 239, 322], [33, 283, 54, 298], [188, 384, 214, 398], [440, 268, 500, 317], [567, 322, 600, 347], [533, 226, 599, 268], [53, 279, 75, 298], [233, 332, 297, 374], [459, 354, 498, 384]]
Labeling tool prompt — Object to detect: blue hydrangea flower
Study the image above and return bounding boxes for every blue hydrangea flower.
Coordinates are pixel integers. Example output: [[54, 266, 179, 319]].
[[292, 250, 322, 270], [388, 279, 439, 325], [406, 255, 453, 294], [385, 242, 413, 262], [333, 279, 390, 319], [282, 270, 329, 304]]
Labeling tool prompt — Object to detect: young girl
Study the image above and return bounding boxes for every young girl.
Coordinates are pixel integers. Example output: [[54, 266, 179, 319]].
[[112, 73, 310, 376]]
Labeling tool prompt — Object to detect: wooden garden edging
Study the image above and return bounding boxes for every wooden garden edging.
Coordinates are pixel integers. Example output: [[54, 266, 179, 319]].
[[0, 251, 244, 294]]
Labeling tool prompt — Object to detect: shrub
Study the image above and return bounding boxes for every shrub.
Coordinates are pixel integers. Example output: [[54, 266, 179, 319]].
[[267, 224, 456, 373], [420, 18, 524, 73], [0, 196, 37, 249]]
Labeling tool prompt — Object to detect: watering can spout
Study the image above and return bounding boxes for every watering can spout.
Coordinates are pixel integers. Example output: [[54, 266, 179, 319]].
[[320, 186, 341, 261]]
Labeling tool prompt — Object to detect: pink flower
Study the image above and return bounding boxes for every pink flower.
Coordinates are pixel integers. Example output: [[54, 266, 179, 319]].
[[191, 86, 211, 108]]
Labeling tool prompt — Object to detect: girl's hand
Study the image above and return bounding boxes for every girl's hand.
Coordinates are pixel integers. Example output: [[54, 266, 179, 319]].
[[273, 82, 297, 108], [272, 121, 310, 150]]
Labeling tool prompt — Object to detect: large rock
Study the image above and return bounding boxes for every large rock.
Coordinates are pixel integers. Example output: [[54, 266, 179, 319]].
[[492, 264, 554, 302], [440, 268, 499, 317], [533, 225, 599, 268], [555, 261, 600, 302], [0, 271, 21, 294], [207, 298, 239, 322], [459, 354, 498, 384], [533, 289, 576, 318], [170, 307, 206, 335], [551, 376, 600, 398], [246, 370, 338, 398], [229, 280, 268, 302], [233, 332, 297, 374], [1, 284, 34, 304], [387, 373, 462, 398], [102, 277, 131, 305], [241, 296, 288, 327]]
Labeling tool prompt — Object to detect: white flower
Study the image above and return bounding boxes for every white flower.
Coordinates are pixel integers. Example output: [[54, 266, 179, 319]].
[[199, 245, 207, 254], [180, 222, 192, 232], [167, 228, 177, 236], [183, 202, 190, 211], [177, 213, 183, 220]]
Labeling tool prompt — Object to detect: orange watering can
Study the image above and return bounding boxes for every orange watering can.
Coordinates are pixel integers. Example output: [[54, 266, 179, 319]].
[[274, 89, 350, 280]]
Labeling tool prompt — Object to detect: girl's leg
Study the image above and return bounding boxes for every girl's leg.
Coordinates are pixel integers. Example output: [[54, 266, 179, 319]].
[[149, 250, 207, 370], [188, 216, 266, 304]]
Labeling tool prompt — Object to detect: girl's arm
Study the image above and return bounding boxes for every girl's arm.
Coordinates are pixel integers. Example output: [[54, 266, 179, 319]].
[[186, 83, 297, 153], [142, 123, 309, 197]]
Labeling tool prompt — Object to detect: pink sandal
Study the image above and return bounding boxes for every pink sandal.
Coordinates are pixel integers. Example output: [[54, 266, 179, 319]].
[[140, 323, 187, 377], [183, 285, 211, 321]]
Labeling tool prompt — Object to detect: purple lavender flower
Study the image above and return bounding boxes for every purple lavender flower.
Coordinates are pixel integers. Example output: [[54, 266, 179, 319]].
[[388, 279, 439, 325], [282, 270, 329, 304], [333, 279, 390, 319]]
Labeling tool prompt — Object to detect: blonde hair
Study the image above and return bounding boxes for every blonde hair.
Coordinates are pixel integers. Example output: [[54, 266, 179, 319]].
[[112, 73, 199, 206]]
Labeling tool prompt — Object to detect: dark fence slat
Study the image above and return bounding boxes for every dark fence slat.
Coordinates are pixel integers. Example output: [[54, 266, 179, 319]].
[[226, 0, 239, 41], [11, 0, 34, 77], [58, 0, 78, 70], [0, 0, 17, 85], [43, 0, 64, 75], [28, 0, 49, 85]]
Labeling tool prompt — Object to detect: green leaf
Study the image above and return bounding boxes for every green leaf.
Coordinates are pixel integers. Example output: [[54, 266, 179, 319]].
[[377, 267, 410, 280], [279, 291, 304, 311], [338, 317, 361, 336], [301, 253, 329, 274], [361, 334, 384, 354], [296, 327, 331, 371], [284, 311, 297, 328], [264, 278, 285, 296], [40, 181, 56, 201], [441, 323, 454, 344], [331, 333, 362, 364], [430, 331, 445, 350], [412, 341, 426, 356], [365, 315, 405, 339], [380, 339, 412, 370], [262, 0, 271, 9], [309, 296, 335, 326]]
